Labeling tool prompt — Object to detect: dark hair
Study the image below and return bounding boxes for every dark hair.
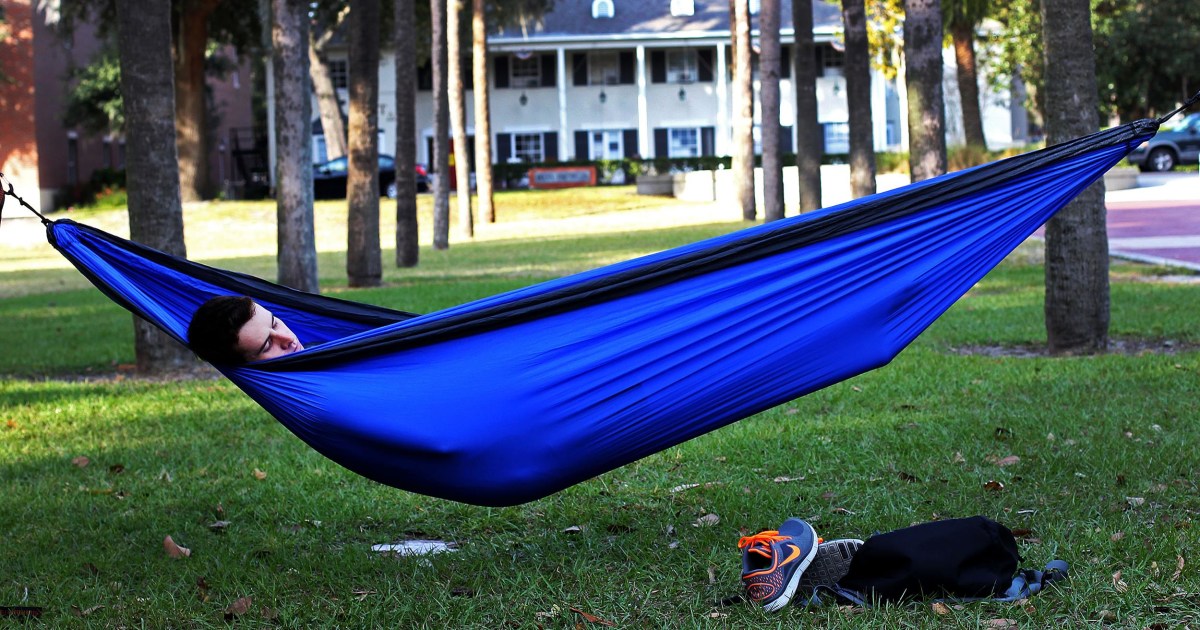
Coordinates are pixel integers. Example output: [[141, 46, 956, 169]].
[[187, 296, 256, 365]]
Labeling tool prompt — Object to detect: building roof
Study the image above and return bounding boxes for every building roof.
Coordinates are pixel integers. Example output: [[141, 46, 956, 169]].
[[489, 0, 843, 46]]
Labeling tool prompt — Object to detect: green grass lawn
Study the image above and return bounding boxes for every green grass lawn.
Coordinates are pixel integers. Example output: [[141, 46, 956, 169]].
[[1, 187, 1198, 627]]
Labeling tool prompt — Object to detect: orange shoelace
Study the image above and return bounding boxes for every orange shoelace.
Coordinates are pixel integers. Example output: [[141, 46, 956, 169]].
[[738, 530, 787, 559]]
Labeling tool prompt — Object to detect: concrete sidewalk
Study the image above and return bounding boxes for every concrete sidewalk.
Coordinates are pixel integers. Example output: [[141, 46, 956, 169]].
[[1104, 172, 1200, 271]]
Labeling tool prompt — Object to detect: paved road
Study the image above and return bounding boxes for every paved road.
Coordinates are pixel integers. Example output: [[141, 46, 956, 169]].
[[1104, 173, 1200, 270]]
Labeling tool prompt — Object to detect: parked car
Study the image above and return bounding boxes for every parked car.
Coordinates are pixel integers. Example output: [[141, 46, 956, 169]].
[[1126, 112, 1200, 172], [313, 154, 429, 199]]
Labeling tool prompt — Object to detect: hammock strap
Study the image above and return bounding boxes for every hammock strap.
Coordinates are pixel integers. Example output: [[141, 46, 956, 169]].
[[1157, 89, 1200, 125], [0, 172, 50, 227]]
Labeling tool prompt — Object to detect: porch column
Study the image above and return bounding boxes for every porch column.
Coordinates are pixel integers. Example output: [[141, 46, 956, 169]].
[[557, 46, 568, 160], [716, 43, 728, 156], [637, 44, 649, 157]]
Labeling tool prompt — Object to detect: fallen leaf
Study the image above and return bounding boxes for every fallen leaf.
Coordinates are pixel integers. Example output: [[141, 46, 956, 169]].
[[1110, 531, 1125, 542], [831, 507, 856, 515], [952, 452, 966, 464], [569, 607, 615, 626], [535, 605, 561, 620], [5, 419, 17, 429], [253, 468, 267, 480], [158, 468, 173, 483], [1011, 527, 1033, 538], [1172, 555, 1184, 581], [986, 619, 1018, 629], [353, 589, 376, 601], [983, 480, 1005, 492], [163, 535, 191, 559], [851, 386, 862, 392], [693, 513, 720, 527], [108, 464, 125, 474], [708, 611, 728, 619], [260, 607, 279, 621], [224, 596, 253, 619], [707, 566, 717, 584], [995, 456, 1021, 467], [71, 605, 104, 617], [1111, 571, 1128, 593], [196, 576, 210, 602], [1126, 497, 1145, 509], [897, 471, 920, 482], [208, 520, 231, 532], [72, 456, 90, 468], [932, 602, 952, 615], [670, 483, 700, 493], [562, 525, 583, 534], [772, 475, 805, 483]]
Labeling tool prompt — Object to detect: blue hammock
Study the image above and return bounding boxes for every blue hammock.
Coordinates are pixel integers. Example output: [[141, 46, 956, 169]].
[[7, 119, 1157, 505]]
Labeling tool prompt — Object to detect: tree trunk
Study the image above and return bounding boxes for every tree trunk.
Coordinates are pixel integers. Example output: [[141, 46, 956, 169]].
[[472, 0, 495, 223], [732, 0, 756, 220], [431, 0, 451, 249], [115, 0, 192, 373], [310, 40, 347, 161], [951, 21, 987, 150], [272, 0, 319, 292], [174, 0, 220, 202], [448, 0, 473, 238], [1041, 0, 1108, 354], [792, 0, 822, 212], [904, 0, 947, 182], [395, 0, 420, 267], [760, 0, 784, 221], [347, 0, 382, 287], [842, 0, 876, 197]]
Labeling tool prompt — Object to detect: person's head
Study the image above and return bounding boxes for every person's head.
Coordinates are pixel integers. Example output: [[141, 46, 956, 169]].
[[187, 296, 304, 365]]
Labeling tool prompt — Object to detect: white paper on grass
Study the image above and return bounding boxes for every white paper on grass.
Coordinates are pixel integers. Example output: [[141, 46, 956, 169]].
[[370, 540, 457, 556]]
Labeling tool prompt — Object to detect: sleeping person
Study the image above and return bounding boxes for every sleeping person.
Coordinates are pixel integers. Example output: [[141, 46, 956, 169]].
[[187, 295, 304, 364]]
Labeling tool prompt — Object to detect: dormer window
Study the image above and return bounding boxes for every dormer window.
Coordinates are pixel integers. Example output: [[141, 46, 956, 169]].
[[670, 0, 694, 17], [592, 0, 614, 18]]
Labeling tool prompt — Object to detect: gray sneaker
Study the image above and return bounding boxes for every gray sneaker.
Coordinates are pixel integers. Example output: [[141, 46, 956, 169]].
[[798, 538, 863, 594]]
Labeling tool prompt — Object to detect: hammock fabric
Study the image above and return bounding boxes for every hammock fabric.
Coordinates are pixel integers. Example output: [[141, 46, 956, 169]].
[[7, 119, 1159, 506]]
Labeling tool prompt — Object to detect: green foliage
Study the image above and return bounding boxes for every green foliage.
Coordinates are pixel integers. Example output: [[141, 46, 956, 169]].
[[63, 48, 124, 134], [978, 1, 1044, 123], [1092, 0, 1200, 120]]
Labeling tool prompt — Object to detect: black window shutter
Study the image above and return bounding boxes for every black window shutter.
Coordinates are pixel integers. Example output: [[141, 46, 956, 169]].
[[619, 51, 635, 84], [697, 49, 714, 82], [543, 132, 559, 161], [780, 45, 791, 79], [497, 133, 512, 162], [574, 130, 589, 159], [622, 129, 638, 157], [780, 125, 794, 154], [653, 128, 669, 157], [650, 51, 666, 84], [701, 127, 715, 156], [418, 61, 433, 91], [573, 53, 589, 86], [540, 53, 556, 88], [463, 61, 474, 90], [495, 56, 510, 88]]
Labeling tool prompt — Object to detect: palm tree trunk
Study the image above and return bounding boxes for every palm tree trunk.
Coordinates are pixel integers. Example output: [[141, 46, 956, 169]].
[[732, 0, 756, 220], [394, 0, 420, 267], [347, 0, 382, 287], [951, 21, 987, 150], [271, 0, 319, 292], [115, 0, 193, 373], [448, 0, 473, 238], [174, 0, 220, 202], [792, 0, 822, 212], [1041, 0, 1107, 354], [431, 0, 451, 250], [472, 0, 495, 223], [904, 0, 947, 182], [842, 0, 876, 197], [760, 0, 784, 221]]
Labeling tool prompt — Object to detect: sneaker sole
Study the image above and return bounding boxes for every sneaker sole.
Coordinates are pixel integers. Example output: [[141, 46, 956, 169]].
[[798, 538, 863, 592], [759, 539, 821, 613]]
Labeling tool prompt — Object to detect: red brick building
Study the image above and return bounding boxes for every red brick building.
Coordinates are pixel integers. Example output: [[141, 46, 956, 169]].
[[0, 0, 255, 212]]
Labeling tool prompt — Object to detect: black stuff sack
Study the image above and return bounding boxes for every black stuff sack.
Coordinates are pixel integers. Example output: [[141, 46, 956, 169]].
[[836, 516, 1020, 602]]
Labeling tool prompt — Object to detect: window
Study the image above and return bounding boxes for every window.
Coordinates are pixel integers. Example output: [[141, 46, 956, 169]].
[[666, 50, 697, 83], [590, 130, 623, 160], [824, 123, 850, 154], [668, 128, 699, 158], [510, 55, 541, 88], [822, 46, 845, 77], [513, 133, 544, 162], [102, 138, 113, 169], [588, 52, 620, 85], [670, 0, 694, 16], [328, 59, 348, 90], [66, 134, 79, 186], [749, 0, 760, 14], [591, 0, 614, 18]]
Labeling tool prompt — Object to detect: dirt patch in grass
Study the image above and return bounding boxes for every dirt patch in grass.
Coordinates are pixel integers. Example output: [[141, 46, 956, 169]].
[[948, 337, 1200, 358]]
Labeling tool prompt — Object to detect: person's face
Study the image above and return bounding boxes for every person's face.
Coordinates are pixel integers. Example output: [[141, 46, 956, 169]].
[[235, 304, 303, 362]]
